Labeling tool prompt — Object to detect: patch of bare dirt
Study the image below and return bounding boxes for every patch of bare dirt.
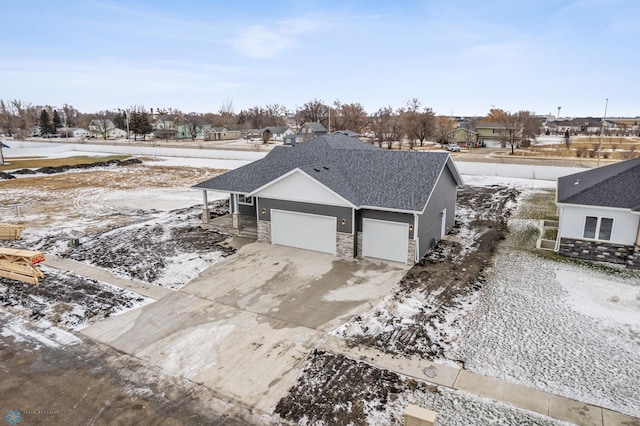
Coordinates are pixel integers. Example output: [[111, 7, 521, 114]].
[[0, 268, 145, 329], [276, 349, 436, 425], [336, 185, 520, 359]]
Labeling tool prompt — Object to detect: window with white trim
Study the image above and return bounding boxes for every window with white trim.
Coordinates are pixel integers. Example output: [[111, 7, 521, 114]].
[[238, 195, 254, 205], [583, 216, 613, 240]]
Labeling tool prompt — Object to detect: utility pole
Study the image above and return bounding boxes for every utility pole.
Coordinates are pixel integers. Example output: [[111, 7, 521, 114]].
[[557, 106, 561, 119], [597, 98, 609, 167]]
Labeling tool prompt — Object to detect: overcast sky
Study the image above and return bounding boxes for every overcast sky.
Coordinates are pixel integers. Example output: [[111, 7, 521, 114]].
[[1, 0, 638, 117]]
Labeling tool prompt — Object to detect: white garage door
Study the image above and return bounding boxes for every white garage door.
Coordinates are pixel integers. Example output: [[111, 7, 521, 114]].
[[271, 210, 337, 255], [362, 218, 409, 263]]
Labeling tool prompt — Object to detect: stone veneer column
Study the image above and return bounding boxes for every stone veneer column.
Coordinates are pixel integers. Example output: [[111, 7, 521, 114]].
[[336, 232, 354, 258], [407, 240, 416, 264], [257, 219, 271, 243], [356, 232, 363, 257], [232, 213, 240, 229]]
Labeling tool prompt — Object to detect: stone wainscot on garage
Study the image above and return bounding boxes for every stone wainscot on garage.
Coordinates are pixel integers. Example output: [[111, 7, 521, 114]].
[[193, 133, 463, 264]]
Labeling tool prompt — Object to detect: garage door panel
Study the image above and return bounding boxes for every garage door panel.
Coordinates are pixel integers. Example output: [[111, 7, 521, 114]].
[[362, 219, 408, 263], [271, 210, 336, 255]]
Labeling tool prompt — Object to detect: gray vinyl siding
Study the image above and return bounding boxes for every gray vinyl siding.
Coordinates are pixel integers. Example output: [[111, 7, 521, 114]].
[[356, 209, 415, 239], [238, 203, 255, 216], [417, 168, 458, 258], [257, 198, 353, 233]]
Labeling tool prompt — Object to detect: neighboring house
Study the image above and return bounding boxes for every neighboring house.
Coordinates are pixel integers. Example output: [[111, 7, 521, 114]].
[[204, 127, 241, 141], [152, 115, 176, 139], [193, 133, 463, 264], [176, 115, 212, 140], [153, 115, 212, 140], [88, 119, 117, 139], [298, 122, 327, 142], [448, 128, 478, 147], [585, 121, 603, 134], [334, 130, 360, 138], [264, 126, 294, 141], [475, 121, 508, 145], [29, 125, 41, 137], [58, 127, 89, 138], [555, 119, 584, 134], [555, 157, 640, 269]]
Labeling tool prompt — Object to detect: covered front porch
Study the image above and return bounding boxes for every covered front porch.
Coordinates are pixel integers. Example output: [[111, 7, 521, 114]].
[[203, 213, 257, 239], [200, 190, 257, 239]]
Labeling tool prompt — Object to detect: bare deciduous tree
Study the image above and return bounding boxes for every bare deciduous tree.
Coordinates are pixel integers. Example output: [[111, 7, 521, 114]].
[[434, 116, 457, 146], [299, 99, 330, 128], [487, 108, 539, 154], [332, 100, 369, 134], [218, 98, 235, 127]]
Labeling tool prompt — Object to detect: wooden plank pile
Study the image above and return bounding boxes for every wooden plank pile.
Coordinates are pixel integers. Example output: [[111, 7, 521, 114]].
[[0, 247, 46, 285], [0, 223, 25, 240]]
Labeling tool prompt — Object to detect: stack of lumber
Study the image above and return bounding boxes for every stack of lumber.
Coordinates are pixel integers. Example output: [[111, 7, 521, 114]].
[[0, 223, 25, 240], [0, 247, 45, 285]]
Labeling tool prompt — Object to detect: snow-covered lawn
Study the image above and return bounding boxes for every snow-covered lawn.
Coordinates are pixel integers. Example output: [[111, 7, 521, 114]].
[[450, 237, 640, 418]]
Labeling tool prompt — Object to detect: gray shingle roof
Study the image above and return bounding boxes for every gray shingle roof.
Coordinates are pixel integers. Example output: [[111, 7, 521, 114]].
[[264, 126, 290, 134], [193, 133, 462, 212], [301, 122, 327, 132], [557, 157, 640, 210]]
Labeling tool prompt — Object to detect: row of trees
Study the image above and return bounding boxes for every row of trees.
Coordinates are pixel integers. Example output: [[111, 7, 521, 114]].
[[1, 97, 543, 151]]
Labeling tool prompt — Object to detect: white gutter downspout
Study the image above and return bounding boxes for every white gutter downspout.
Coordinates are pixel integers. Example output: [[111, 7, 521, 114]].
[[414, 213, 420, 263], [555, 206, 563, 252]]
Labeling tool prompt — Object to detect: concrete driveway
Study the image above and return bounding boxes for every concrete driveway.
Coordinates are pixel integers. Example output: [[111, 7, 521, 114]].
[[81, 242, 408, 413]]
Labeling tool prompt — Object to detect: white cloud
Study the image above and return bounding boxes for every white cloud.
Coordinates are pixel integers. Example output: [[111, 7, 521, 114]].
[[230, 17, 323, 58]]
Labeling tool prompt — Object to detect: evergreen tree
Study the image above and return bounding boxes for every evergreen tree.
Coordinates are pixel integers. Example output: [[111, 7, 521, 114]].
[[114, 111, 126, 130], [39, 109, 54, 136], [53, 109, 62, 129], [130, 110, 153, 141]]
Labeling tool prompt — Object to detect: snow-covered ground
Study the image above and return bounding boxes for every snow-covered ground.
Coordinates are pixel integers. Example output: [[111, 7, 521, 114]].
[[448, 189, 640, 418], [3, 143, 638, 422], [450, 240, 640, 418]]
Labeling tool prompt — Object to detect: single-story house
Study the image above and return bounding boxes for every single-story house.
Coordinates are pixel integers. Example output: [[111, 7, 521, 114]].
[[193, 133, 463, 264], [334, 130, 361, 138], [555, 157, 640, 269], [58, 127, 89, 138], [264, 126, 295, 141], [204, 127, 241, 141]]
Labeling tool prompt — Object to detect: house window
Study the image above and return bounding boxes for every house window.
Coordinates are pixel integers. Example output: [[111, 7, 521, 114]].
[[598, 217, 613, 240], [238, 195, 254, 205], [583, 216, 613, 240]]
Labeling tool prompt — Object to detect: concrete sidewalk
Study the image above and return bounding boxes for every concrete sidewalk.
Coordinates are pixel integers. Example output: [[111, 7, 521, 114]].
[[44, 254, 173, 300], [321, 336, 640, 426]]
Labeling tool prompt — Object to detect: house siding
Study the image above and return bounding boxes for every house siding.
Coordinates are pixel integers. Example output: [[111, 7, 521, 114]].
[[557, 205, 639, 246], [257, 198, 353, 233], [238, 203, 255, 216], [417, 168, 458, 259]]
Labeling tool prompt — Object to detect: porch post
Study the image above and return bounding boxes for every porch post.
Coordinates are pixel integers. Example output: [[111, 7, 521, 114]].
[[202, 190, 210, 224], [231, 194, 240, 229]]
